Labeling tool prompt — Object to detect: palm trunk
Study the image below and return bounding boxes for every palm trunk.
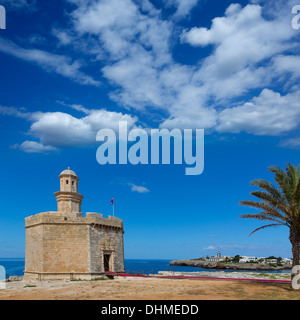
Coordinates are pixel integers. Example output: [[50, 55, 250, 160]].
[[291, 238, 299, 267], [289, 229, 300, 289]]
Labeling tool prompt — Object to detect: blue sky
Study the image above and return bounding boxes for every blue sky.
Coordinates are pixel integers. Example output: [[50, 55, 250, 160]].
[[0, 0, 300, 259]]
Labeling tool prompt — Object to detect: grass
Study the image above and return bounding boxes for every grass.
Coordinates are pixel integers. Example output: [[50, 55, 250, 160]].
[[24, 285, 36, 288], [250, 273, 278, 280], [249, 273, 291, 280], [70, 278, 82, 281], [71, 277, 109, 282]]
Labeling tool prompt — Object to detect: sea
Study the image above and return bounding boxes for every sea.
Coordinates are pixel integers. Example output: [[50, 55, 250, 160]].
[[0, 258, 291, 278]]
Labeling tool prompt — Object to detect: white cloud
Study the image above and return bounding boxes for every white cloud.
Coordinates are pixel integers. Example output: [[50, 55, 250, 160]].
[[0, 0, 36, 11], [17, 141, 58, 154], [52, 29, 73, 46], [181, 3, 292, 50], [129, 183, 150, 193], [28, 34, 47, 45], [29, 109, 137, 148], [69, 0, 173, 110], [0, 38, 100, 86], [1, 105, 138, 153], [279, 137, 300, 149], [272, 55, 300, 80], [72, 0, 139, 35], [0, 105, 30, 119], [181, 2, 295, 101], [3, 0, 300, 138], [161, 105, 217, 130], [163, 0, 199, 18], [90, 0, 300, 136], [216, 89, 300, 135], [7, 0, 296, 138], [203, 245, 217, 250], [57, 101, 91, 115], [203, 243, 283, 251]]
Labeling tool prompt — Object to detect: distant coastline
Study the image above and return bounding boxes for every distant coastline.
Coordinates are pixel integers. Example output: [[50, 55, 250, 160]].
[[0, 258, 293, 278], [169, 259, 293, 271]]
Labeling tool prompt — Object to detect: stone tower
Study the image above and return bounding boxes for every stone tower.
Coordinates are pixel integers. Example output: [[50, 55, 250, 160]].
[[54, 168, 83, 217], [24, 168, 125, 281]]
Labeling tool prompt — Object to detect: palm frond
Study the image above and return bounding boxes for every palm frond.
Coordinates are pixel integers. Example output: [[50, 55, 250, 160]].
[[286, 163, 299, 191], [250, 190, 288, 212], [241, 163, 300, 235], [239, 200, 288, 222], [250, 179, 285, 204], [240, 213, 288, 226], [269, 164, 300, 208], [248, 223, 283, 236], [269, 165, 292, 204], [294, 181, 300, 208]]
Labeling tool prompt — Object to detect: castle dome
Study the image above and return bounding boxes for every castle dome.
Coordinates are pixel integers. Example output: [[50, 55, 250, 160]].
[[59, 167, 78, 177]]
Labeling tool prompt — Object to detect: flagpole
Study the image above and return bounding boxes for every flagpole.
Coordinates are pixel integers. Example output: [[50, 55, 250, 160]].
[[111, 198, 114, 217]]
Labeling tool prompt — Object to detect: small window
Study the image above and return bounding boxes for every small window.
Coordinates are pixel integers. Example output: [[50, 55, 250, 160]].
[[66, 180, 69, 184], [72, 181, 74, 185]]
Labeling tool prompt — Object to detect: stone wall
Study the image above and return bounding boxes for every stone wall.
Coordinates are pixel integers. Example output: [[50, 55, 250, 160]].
[[25, 224, 43, 273], [42, 224, 90, 273], [24, 211, 124, 281], [89, 224, 125, 274]]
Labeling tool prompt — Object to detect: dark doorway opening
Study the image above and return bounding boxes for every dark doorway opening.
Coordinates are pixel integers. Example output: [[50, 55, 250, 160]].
[[104, 254, 111, 272]]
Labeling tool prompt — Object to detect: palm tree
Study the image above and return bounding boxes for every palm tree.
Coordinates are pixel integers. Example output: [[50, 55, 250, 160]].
[[240, 163, 300, 285]]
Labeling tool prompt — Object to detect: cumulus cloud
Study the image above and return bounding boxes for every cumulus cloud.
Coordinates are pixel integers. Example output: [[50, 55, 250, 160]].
[[181, 2, 295, 100], [171, 1, 299, 133], [30, 110, 137, 148], [2, 105, 138, 153], [216, 89, 300, 135], [17, 141, 58, 154], [161, 105, 217, 130], [272, 55, 300, 80], [67, 0, 300, 136], [3, 0, 300, 140], [69, 0, 173, 110]]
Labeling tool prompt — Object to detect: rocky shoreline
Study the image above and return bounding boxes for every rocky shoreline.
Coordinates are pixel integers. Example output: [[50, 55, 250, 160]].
[[169, 259, 292, 271]]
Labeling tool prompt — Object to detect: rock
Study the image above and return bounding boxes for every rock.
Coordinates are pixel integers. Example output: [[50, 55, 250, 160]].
[[7, 276, 23, 282], [169, 260, 292, 271]]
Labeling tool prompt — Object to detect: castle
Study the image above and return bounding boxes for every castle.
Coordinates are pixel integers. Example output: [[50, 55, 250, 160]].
[[24, 168, 125, 281]]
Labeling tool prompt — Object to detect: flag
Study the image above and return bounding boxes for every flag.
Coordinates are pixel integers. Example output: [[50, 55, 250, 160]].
[[111, 198, 114, 205]]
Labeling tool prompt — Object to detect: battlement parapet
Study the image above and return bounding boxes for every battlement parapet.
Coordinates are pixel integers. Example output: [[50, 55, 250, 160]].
[[25, 211, 123, 230], [85, 212, 123, 229]]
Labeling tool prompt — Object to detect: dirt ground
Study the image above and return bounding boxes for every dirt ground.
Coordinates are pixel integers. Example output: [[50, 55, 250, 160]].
[[0, 276, 299, 300]]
